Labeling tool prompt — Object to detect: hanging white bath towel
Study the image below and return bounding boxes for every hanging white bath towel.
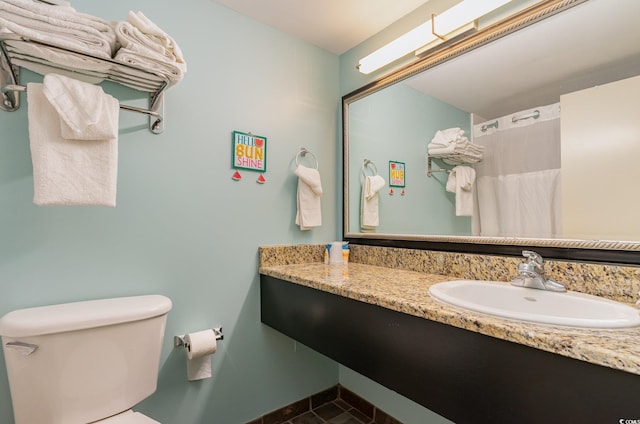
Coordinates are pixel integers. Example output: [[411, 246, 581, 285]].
[[361, 175, 385, 230], [294, 165, 323, 230], [28, 74, 119, 206], [446, 165, 476, 217]]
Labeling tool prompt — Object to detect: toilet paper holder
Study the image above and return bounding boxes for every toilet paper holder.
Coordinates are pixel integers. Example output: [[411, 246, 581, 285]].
[[174, 327, 223, 348]]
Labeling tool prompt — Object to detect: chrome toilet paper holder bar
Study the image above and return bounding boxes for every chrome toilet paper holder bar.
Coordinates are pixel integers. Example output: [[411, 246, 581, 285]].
[[174, 327, 223, 348]]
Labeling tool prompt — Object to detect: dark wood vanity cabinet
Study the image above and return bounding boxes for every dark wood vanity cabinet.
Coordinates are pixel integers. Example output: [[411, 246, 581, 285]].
[[261, 275, 640, 424]]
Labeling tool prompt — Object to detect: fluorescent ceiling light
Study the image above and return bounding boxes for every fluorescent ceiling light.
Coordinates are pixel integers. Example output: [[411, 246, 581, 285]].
[[358, 0, 513, 74]]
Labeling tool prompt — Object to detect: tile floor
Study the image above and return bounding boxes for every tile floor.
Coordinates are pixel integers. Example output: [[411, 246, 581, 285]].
[[287, 398, 373, 423], [247, 385, 401, 424]]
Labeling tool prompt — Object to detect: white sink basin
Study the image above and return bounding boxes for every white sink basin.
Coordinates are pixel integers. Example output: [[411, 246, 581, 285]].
[[429, 280, 640, 329]]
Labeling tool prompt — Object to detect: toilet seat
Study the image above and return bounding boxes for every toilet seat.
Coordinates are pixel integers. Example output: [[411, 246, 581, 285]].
[[94, 410, 160, 424]]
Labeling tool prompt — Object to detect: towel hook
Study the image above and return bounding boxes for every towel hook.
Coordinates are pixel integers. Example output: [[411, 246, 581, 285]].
[[295, 148, 318, 169], [361, 159, 377, 178]]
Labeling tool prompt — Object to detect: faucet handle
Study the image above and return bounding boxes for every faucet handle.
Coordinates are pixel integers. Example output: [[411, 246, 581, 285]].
[[521, 250, 545, 275], [522, 250, 543, 266]]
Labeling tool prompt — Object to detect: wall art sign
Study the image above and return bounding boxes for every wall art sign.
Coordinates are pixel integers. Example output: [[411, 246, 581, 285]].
[[389, 161, 405, 188], [232, 131, 267, 172]]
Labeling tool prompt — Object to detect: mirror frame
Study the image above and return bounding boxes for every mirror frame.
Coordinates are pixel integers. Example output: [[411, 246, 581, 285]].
[[342, 0, 640, 265]]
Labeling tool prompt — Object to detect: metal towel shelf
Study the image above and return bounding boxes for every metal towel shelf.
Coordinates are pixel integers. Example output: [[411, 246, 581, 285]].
[[0, 34, 169, 134]]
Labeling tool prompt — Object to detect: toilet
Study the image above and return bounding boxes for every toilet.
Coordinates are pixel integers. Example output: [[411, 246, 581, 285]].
[[0, 295, 172, 424]]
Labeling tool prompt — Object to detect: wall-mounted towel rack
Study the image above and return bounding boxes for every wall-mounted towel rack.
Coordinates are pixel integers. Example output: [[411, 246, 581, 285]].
[[0, 35, 169, 134], [427, 153, 482, 177], [295, 148, 318, 169], [1, 82, 162, 122]]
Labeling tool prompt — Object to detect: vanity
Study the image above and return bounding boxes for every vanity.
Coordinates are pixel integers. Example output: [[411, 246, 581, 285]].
[[259, 244, 640, 424], [261, 1, 640, 422]]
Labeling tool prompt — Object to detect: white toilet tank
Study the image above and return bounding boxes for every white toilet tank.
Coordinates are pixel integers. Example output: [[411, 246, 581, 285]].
[[0, 295, 172, 424]]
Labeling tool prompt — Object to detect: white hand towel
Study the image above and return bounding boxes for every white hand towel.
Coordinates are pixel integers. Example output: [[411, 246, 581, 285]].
[[294, 165, 322, 230], [361, 175, 385, 230], [43, 74, 118, 140], [27, 75, 119, 206], [446, 166, 476, 216]]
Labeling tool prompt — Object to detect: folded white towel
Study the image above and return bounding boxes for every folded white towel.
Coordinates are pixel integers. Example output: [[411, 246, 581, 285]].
[[114, 48, 185, 85], [294, 165, 322, 230], [1, 0, 115, 36], [0, 0, 116, 58], [0, 17, 112, 59], [114, 12, 186, 85], [27, 75, 119, 206], [5, 40, 111, 77], [361, 175, 385, 230], [430, 127, 464, 147], [446, 166, 476, 216], [125, 11, 186, 71]]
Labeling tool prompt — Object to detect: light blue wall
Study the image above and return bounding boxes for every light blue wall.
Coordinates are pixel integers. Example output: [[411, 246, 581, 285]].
[[0, 1, 340, 423], [348, 82, 471, 235]]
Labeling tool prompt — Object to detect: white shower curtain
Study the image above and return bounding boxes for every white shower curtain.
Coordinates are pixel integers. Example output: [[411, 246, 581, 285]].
[[472, 103, 562, 238]]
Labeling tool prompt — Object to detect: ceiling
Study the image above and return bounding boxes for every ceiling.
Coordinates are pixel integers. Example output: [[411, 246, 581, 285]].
[[212, 0, 640, 120], [212, 0, 430, 55]]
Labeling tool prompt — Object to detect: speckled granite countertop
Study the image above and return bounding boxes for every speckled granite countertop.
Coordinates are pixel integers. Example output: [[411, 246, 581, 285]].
[[260, 261, 640, 376]]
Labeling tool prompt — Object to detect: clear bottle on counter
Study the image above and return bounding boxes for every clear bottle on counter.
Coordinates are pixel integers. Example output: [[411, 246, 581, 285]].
[[342, 242, 349, 265]]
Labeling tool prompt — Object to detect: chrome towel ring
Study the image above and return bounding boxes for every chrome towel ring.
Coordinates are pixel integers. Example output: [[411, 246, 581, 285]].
[[295, 148, 318, 169], [362, 159, 378, 178]]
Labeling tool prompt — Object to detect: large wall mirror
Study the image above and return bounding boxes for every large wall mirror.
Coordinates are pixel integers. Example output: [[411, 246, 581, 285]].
[[343, 0, 640, 264]]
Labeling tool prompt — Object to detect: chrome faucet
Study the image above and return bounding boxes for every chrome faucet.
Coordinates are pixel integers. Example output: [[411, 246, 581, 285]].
[[511, 250, 566, 292]]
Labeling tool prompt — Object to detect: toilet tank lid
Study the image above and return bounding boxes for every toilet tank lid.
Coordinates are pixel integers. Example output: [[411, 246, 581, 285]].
[[0, 295, 172, 337]]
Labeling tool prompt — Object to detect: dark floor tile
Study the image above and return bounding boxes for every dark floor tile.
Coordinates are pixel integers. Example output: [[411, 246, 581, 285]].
[[348, 408, 372, 424], [251, 385, 401, 424], [314, 402, 346, 421], [291, 411, 325, 424], [333, 399, 351, 411], [339, 387, 374, 419], [327, 412, 366, 424], [311, 386, 339, 408], [263, 398, 310, 424]]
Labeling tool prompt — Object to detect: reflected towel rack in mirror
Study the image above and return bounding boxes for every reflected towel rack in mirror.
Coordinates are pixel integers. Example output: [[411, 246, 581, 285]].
[[361, 159, 378, 179], [0, 35, 169, 134], [427, 153, 481, 177]]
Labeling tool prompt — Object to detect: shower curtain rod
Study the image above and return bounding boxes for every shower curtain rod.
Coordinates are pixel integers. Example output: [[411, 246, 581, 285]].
[[480, 108, 541, 133], [512, 109, 540, 123]]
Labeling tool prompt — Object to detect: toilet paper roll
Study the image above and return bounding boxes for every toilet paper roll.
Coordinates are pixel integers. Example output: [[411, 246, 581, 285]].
[[185, 329, 217, 381]]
